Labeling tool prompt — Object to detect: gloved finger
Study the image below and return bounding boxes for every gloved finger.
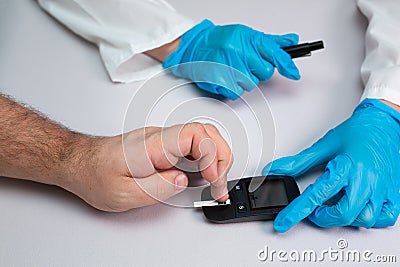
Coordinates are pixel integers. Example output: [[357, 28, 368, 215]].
[[235, 71, 259, 92], [271, 48, 300, 80], [216, 85, 244, 100], [350, 198, 383, 228], [373, 200, 399, 228], [246, 55, 275, 82], [265, 33, 299, 47], [196, 81, 244, 100], [228, 55, 260, 91], [273, 157, 350, 232], [263, 130, 338, 177], [195, 61, 251, 99], [258, 35, 300, 80], [309, 166, 371, 228]]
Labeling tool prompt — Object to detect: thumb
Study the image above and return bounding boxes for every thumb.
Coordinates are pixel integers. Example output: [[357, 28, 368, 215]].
[[262, 130, 338, 177], [134, 170, 188, 205]]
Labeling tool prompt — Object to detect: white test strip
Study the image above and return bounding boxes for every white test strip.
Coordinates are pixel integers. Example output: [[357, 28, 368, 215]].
[[193, 199, 231, 208]]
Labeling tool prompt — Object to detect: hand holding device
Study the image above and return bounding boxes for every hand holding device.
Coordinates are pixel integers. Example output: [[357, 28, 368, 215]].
[[163, 19, 300, 100], [69, 123, 231, 211], [263, 99, 400, 232]]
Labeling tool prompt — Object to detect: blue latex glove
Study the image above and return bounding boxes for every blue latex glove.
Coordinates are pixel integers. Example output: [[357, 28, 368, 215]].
[[163, 19, 300, 100], [262, 99, 400, 232]]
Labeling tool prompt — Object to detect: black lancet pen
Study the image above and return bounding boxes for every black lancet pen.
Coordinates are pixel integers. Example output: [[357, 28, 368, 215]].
[[282, 40, 324, 58]]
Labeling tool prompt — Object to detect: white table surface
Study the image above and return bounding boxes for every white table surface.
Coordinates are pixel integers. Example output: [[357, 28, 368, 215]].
[[0, 0, 398, 266]]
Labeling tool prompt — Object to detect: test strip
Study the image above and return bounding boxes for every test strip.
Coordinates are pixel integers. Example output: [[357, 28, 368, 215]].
[[193, 199, 231, 208]]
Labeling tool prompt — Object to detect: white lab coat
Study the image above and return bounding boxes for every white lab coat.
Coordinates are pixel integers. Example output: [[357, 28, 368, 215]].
[[38, 0, 196, 82], [38, 0, 400, 106]]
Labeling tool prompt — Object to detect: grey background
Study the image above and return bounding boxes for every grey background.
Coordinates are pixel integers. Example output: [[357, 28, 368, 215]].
[[0, 0, 398, 266]]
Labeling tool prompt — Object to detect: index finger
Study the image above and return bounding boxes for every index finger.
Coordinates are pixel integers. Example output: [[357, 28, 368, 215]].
[[203, 124, 233, 201], [274, 170, 346, 232]]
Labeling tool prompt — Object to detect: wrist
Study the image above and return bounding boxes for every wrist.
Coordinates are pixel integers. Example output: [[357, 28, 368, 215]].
[[55, 134, 101, 192], [162, 19, 215, 68], [144, 37, 181, 63], [380, 99, 400, 113]]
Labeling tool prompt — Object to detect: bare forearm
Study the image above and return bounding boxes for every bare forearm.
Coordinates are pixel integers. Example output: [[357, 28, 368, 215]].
[[0, 95, 95, 188]]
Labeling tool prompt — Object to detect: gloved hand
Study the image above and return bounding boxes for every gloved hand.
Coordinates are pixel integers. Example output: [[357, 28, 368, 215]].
[[163, 19, 300, 100], [262, 98, 400, 232]]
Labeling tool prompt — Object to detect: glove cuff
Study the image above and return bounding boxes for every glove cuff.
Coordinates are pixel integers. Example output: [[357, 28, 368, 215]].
[[357, 98, 400, 126], [163, 19, 215, 68]]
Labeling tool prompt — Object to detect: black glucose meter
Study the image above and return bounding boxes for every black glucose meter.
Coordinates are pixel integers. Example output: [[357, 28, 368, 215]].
[[200, 176, 300, 223]]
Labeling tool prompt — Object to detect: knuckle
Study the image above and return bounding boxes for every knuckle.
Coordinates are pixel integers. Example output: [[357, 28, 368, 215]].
[[381, 208, 398, 227], [357, 206, 376, 228], [329, 154, 352, 176], [358, 218, 375, 229], [143, 126, 158, 133], [143, 126, 159, 139], [204, 123, 220, 135], [337, 213, 355, 226], [263, 65, 274, 79], [386, 215, 398, 227], [188, 122, 206, 134]]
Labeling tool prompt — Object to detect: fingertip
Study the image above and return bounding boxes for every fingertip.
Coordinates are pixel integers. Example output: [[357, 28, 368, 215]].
[[280, 60, 301, 80], [209, 173, 228, 200], [290, 69, 301, 80], [373, 204, 398, 228], [273, 209, 292, 233], [262, 63, 274, 81], [175, 173, 188, 192], [274, 226, 288, 233], [273, 219, 290, 233], [373, 219, 396, 228], [262, 162, 273, 176], [211, 186, 229, 202], [218, 193, 229, 202], [217, 86, 243, 100]]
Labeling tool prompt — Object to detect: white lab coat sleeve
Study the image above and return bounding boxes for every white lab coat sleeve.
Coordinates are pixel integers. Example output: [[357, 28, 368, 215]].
[[357, 0, 400, 106], [38, 0, 196, 83]]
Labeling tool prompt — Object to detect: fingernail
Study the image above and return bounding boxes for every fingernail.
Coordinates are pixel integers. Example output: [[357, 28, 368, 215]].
[[175, 174, 187, 190], [221, 193, 229, 202]]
